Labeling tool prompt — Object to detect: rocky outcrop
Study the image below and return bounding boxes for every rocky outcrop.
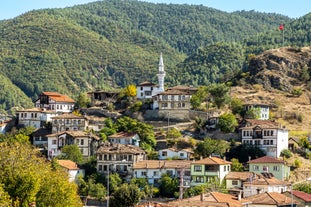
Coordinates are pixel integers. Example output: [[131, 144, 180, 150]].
[[249, 47, 311, 92]]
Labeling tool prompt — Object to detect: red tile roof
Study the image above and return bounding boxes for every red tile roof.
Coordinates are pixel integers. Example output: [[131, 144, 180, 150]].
[[194, 157, 231, 165], [248, 156, 285, 164], [247, 192, 297, 205], [138, 81, 157, 86], [42, 92, 75, 103], [291, 190, 311, 202], [57, 160, 80, 170], [241, 119, 281, 129], [109, 131, 137, 139]]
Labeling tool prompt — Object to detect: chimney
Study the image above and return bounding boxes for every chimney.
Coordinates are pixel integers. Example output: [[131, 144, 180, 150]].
[[223, 156, 226, 161]]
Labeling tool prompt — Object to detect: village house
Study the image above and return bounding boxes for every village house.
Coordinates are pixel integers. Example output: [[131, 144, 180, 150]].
[[32, 128, 51, 149], [16, 107, 58, 129], [35, 91, 75, 113], [225, 172, 260, 195], [246, 192, 298, 207], [240, 119, 289, 157], [57, 159, 85, 182], [96, 142, 146, 180], [190, 156, 231, 186], [243, 103, 270, 120], [158, 147, 194, 160], [133, 160, 192, 186], [283, 190, 311, 207], [243, 173, 290, 198], [248, 156, 290, 181], [51, 113, 88, 133], [108, 131, 140, 147], [0, 118, 13, 134], [47, 130, 100, 158], [136, 53, 166, 101]]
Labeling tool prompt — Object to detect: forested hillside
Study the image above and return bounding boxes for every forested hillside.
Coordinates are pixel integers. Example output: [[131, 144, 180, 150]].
[[0, 0, 310, 112]]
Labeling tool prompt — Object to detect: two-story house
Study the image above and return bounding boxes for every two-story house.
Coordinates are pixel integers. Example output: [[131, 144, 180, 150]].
[[57, 159, 85, 183], [225, 172, 260, 195], [35, 91, 75, 113], [158, 147, 194, 160], [51, 113, 87, 133], [248, 156, 290, 181], [191, 156, 231, 186], [108, 131, 140, 147], [96, 142, 146, 180], [47, 130, 100, 158], [17, 108, 58, 129], [240, 119, 289, 157], [133, 160, 192, 186], [244, 103, 270, 120]]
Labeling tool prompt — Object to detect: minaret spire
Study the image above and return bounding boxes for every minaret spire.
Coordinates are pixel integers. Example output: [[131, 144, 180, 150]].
[[157, 53, 165, 92]]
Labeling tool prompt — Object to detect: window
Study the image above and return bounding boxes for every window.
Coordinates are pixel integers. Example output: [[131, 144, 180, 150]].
[[167, 170, 173, 176], [141, 171, 147, 176], [80, 139, 84, 145], [195, 176, 203, 182], [141, 93, 143, 97], [128, 155, 132, 161], [151, 87, 153, 91], [224, 166, 227, 171], [98, 165, 103, 171], [52, 140, 57, 145], [140, 87, 143, 90], [194, 165, 202, 172], [66, 120, 69, 124], [180, 153, 184, 157], [273, 166, 279, 171], [99, 155, 102, 160], [162, 151, 167, 156], [31, 113, 34, 118], [80, 149, 83, 154], [263, 166, 268, 171], [104, 155, 107, 160], [153, 171, 159, 177], [232, 180, 238, 185], [182, 103, 185, 107], [171, 95, 174, 100], [253, 165, 259, 171]]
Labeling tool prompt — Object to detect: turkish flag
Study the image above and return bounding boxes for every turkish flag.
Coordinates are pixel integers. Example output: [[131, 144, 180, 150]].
[[279, 24, 284, 31]]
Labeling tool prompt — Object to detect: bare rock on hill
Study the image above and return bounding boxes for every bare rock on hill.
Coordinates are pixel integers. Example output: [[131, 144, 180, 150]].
[[249, 47, 311, 92]]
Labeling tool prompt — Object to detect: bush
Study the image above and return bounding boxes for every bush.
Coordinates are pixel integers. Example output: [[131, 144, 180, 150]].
[[280, 149, 292, 158], [294, 159, 302, 168], [291, 88, 303, 97]]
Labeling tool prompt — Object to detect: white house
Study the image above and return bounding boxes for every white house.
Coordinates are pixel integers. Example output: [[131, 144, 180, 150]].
[[225, 172, 260, 191], [35, 91, 75, 113], [47, 131, 100, 159], [133, 160, 192, 186], [17, 108, 58, 129], [244, 103, 270, 120], [51, 113, 87, 133], [136, 53, 165, 100], [240, 119, 288, 158], [108, 131, 140, 147], [57, 159, 85, 182], [158, 147, 193, 160]]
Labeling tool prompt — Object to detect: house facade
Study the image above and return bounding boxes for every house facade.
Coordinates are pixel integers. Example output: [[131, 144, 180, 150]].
[[244, 103, 270, 120], [152, 89, 193, 110], [17, 108, 58, 129], [240, 119, 289, 158], [47, 131, 100, 158], [35, 91, 75, 113], [57, 160, 85, 182], [190, 156, 231, 186], [248, 156, 290, 181], [133, 160, 191, 186], [108, 131, 140, 147], [225, 172, 259, 191], [158, 147, 193, 160], [96, 142, 146, 180], [51, 113, 87, 133]]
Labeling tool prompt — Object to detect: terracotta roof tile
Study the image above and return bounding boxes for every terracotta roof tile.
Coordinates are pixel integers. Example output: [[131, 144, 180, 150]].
[[241, 119, 281, 129], [247, 192, 296, 205], [243, 176, 290, 186], [225, 172, 259, 181], [17, 107, 42, 112], [133, 160, 192, 169], [158, 89, 191, 95], [137, 81, 157, 86], [194, 157, 231, 165], [97, 142, 145, 155], [57, 160, 80, 170], [109, 131, 137, 139], [248, 156, 285, 164], [52, 113, 85, 119], [42, 92, 75, 103], [291, 190, 311, 202]]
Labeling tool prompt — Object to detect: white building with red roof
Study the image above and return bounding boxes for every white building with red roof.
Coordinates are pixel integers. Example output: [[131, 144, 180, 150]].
[[240, 119, 288, 158], [57, 159, 85, 182], [108, 131, 140, 146], [35, 92, 75, 113]]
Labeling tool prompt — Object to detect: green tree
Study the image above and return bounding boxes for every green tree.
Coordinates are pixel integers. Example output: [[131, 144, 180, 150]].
[[195, 138, 230, 158], [158, 174, 179, 198], [226, 144, 266, 163], [166, 128, 182, 139], [294, 182, 311, 194], [245, 108, 261, 119], [230, 98, 244, 116], [88, 179, 107, 201], [110, 183, 142, 207], [107, 173, 122, 194], [190, 86, 208, 109], [280, 149, 292, 159], [208, 84, 231, 109], [76, 92, 91, 108], [58, 144, 83, 164], [230, 158, 244, 172], [0, 184, 11, 207], [217, 113, 238, 133]]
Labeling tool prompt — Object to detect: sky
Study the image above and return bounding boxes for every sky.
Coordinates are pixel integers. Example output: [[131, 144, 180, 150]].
[[0, 0, 310, 20]]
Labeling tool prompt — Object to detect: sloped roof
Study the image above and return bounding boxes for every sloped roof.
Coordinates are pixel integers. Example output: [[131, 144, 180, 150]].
[[240, 119, 280, 129], [158, 89, 191, 95], [133, 160, 192, 169], [17, 107, 42, 112], [137, 81, 157, 86], [51, 113, 85, 119], [243, 176, 290, 186], [46, 131, 100, 140], [97, 142, 145, 155], [248, 156, 285, 164], [57, 160, 80, 170], [225, 172, 259, 181], [32, 128, 52, 136], [291, 190, 311, 202], [194, 157, 231, 165], [246, 192, 296, 205], [41, 92, 75, 103], [162, 147, 194, 154], [108, 131, 137, 139]]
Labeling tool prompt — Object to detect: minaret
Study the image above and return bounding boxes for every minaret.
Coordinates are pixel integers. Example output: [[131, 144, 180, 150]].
[[157, 53, 165, 92]]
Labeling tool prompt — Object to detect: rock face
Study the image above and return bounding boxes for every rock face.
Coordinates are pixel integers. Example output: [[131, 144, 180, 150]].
[[249, 47, 311, 92]]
